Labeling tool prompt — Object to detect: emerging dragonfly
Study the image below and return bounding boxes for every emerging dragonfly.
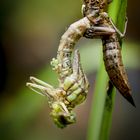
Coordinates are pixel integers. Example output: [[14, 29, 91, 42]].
[[26, 0, 135, 128], [27, 16, 95, 128], [27, 0, 117, 128]]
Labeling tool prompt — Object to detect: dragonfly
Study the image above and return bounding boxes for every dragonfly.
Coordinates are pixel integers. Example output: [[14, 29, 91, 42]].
[[27, 0, 122, 128], [26, 0, 135, 128], [26, 12, 104, 128]]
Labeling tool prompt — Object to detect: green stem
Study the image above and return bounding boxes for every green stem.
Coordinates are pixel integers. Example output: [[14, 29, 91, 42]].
[[87, 62, 108, 140], [99, 82, 116, 140], [87, 0, 127, 140]]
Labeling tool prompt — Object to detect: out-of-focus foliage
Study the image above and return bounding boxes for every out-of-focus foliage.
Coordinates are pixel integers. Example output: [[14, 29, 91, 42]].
[[0, 0, 140, 140]]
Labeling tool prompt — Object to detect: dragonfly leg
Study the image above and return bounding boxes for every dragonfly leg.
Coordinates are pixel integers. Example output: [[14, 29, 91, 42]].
[[26, 76, 57, 98], [109, 17, 128, 38], [84, 25, 115, 39], [100, 11, 128, 38]]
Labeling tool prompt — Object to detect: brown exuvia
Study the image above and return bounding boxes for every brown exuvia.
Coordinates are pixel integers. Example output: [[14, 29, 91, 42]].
[[83, 0, 135, 106], [102, 33, 135, 106]]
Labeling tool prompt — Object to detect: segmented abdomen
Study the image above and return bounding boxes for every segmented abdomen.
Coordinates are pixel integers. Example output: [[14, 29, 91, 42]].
[[102, 33, 134, 105], [56, 17, 91, 81]]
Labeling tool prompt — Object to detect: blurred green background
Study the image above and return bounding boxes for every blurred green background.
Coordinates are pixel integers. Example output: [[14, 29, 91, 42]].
[[0, 0, 140, 140]]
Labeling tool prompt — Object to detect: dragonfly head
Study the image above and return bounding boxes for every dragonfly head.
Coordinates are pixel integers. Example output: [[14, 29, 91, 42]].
[[50, 101, 76, 128]]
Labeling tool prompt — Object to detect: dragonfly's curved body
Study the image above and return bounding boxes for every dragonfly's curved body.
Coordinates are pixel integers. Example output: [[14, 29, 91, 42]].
[[51, 17, 91, 81], [50, 16, 94, 107], [27, 17, 93, 128]]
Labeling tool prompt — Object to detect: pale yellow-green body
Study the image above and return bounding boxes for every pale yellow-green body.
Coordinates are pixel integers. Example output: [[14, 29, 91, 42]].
[[26, 17, 91, 128]]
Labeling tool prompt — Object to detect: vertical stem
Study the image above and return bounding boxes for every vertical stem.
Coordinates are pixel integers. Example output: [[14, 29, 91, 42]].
[[87, 0, 127, 140], [87, 62, 108, 140], [99, 82, 116, 140]]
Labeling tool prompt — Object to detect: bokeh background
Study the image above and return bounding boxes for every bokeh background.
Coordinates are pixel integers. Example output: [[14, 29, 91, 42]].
[[0, 0, 140, 140]]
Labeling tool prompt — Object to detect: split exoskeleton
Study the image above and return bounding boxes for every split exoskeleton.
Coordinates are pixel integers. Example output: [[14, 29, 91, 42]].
[[26, 0, 135, 128], [82, 0, 135, 106]]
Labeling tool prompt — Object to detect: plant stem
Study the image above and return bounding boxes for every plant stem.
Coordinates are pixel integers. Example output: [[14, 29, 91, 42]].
[[87, 0, 127, 140], [87, 61, 108, 140], [99, 82, 116, 140]]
